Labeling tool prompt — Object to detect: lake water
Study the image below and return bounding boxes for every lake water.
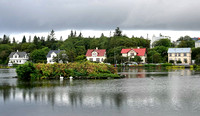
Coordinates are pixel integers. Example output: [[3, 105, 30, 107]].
[[0, 68, 200, 116]]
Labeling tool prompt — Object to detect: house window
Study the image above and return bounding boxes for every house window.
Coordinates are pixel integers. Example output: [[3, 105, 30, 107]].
[[89, 58, 93, 61], [184, 53, 187, 56], [184, 59, 187, 63], [178, 53, 181, 56], [15, 55, 17, 58], [169, 53, 172, 56], [96, 58, 100, 62], [92, 52, 97, 57], [130, 53, 134, 56], [101, 58, 104, 62], [175, 53, 177, 56]]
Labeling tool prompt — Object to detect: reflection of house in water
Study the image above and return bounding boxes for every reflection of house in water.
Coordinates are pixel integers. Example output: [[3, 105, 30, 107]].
[[124, 68, 146, 78], [168, 69, 192, 77], [136, 68, 145, 78]]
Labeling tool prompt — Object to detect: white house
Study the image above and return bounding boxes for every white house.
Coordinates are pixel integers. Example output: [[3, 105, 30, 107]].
[[121, 48, 147, 63], [86, 47, 106, 63], [46, 50, 64, 64], [8, 50, 29, 66], [168, 48, 192, 65], [195, 40, 200, 48]]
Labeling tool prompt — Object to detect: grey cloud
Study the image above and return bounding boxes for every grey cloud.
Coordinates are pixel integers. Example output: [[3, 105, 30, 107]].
[[0, 0, 200, 33]]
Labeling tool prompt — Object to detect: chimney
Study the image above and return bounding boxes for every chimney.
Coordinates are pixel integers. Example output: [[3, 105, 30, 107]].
[[137, 47, 140, 49], [96, 47, 98, 50], [17, 50, 18, 52]]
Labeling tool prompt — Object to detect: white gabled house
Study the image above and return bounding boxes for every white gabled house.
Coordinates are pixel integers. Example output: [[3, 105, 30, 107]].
[[8, 50, 29, 66], [86, 47, 106, 63], [46, 50, 64, 64]]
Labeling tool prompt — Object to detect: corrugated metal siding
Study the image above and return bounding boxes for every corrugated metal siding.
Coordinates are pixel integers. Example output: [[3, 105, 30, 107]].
[[168, 48, 191, 53]]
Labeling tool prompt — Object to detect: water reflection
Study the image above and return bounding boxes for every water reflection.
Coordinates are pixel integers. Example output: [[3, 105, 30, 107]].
[[1, 68, 200, 116]]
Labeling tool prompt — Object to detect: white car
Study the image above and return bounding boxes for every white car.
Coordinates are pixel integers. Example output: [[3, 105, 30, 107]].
[[127, 62, 138, 66]]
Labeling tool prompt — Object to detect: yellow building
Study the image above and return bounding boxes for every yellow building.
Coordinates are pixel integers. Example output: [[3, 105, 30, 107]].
[[168, 48, 192, 65]]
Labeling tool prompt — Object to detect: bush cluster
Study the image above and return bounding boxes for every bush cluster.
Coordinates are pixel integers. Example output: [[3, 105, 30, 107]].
[[16, 61, 119, 79]]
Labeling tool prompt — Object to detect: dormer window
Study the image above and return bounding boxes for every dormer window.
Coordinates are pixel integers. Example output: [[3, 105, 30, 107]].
[[92, 52, 97, 57], [15, 55, 17, 58]]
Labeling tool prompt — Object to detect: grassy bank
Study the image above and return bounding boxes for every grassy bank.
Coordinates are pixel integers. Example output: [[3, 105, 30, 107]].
[[16, 61, 120, 80], [0, 65, 12, 69]]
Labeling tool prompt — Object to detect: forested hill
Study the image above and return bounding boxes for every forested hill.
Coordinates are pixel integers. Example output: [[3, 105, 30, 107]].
[[0, 29, 150, 64]]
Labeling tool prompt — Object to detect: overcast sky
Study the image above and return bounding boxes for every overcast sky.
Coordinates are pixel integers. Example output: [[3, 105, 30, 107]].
[[0, 0, 200, 41]]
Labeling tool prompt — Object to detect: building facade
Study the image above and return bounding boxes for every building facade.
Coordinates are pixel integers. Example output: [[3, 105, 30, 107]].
[[8, 50, 29, 66], [46, 50, 64, 64], [86, 48, 106, 63], [168, 48, 192, 65], [195, 40, 200, 48], [151, 35, 171, 48], [121, 48, 147, 63]]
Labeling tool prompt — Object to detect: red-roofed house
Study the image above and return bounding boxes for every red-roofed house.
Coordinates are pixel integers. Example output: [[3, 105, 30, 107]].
[[86, 47, 106, 63], [121, 48, 147, 63]]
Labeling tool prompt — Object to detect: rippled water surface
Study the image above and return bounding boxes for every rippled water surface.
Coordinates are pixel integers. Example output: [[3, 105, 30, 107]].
[[1, 68, 200, 116]]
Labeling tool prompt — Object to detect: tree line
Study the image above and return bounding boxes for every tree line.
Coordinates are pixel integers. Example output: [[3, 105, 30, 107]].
[[0, 28, 200, 64]]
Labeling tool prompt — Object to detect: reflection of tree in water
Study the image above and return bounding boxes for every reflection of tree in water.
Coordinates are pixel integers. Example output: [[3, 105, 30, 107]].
[[0, 84, 12, 102], [113, 92, 125, 108], [68, 91, 83, 107]]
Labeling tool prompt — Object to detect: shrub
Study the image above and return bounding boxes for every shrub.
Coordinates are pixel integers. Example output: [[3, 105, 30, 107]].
[[16, 62, 36, 80], [16, 61, 118, 79], [161, 63, 173, 67], [177, 60, 182, 64], [169, 60, 174, 63], [144, 64, 156, 67]]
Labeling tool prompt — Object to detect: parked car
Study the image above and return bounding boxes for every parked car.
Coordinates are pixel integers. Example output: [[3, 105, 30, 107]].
[[126, 62, 138, 66], [105, 63, 111, 65]]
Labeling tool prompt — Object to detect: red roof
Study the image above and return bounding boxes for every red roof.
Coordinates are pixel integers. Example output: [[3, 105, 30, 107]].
[[86, 49, 106, 57], [121, 48, 146, 56]]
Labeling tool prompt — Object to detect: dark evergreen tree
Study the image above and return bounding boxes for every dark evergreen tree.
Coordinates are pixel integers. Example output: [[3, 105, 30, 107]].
[[50, 30, 56, 42], [12, 37, 16, 43], [2, 35, 10, 44], [22, 35, 26, 43], [114, 27, 122, 36], [78, 32, 82, 37]]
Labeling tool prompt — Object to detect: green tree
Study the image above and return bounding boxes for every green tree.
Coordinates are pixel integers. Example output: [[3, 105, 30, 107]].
[[16, 62, 36, 80], [30, 47, 49, 63], [153, 39, 171, 47], [66, 49, 76, 62], [75, 55, 86, 61], [147, 50, 161, 63], [192, 48, 200, 60], [12, 37, 16, 43], [133, 56, 142, 64], [177, 35, 195, 48], [178, 40, 195, 48], [22, 35, 26, 43], [114, 27, 122, 36], [2, 35, 10, 44], [50, 30, 56, 42], [53, 51, 68, 63], [195, 54, 200, 64]]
